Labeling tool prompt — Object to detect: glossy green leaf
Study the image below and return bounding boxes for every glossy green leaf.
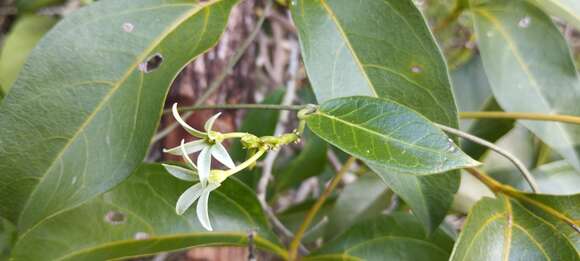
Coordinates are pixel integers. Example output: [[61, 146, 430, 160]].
[[472, 0, 580, 171], [461, 99, 515, 160], [10, 164, 285, 260], [305, 96, 478, 175], [291, 0, 458, 124], [0, 14, 58, 93], [307, 213, 455, 261], [450, 195, 578, 260], [292, 0, 463, 232], [324, 174, 390, 239], [517, 161, 580, 194], [274, 129, 327, 192], [528, 0, 580, 30], [0, 0, 238, 232]]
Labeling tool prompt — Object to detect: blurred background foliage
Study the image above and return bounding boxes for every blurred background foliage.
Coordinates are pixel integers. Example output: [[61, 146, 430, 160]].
[[0, 0, 579, 259]]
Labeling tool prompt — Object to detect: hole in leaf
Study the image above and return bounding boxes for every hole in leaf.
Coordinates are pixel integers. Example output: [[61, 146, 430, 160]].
[[139, 53, 164, 73], [122, 22, 134, 33], [104, 211, 126, 225]]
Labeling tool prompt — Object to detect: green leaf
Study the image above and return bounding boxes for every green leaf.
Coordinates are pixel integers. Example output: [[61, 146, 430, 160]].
[[0, 0, 238, 232], [305, 96, 478, 175], [16, 0, 66, 12], [0, 14, 58, 93], [517, 161, 580, 194], [472, 0, 580, 171], [291, 0, 458, 124], [451, 55, 492, 115], [528, 0, 580, 30], [461, 99, 515, 160], [324, 174, 390, 239], [370, 165, 461, 232], [10, 164, 285, 260], [450, 195, 578, 260], [515, 192, 580, 248], [292, 0, 463, 232], [307, 213, 455, 261], [274, 129, 327, 192]]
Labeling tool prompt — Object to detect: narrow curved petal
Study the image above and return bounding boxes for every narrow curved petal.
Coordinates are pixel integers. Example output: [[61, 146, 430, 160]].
[[172, 103, 205, 138], [210, 143, 236, 169], [162, 164, 197, 181], [197, 146, 212, 185], [180, 139, 198, 170], [204, 112, 222, 132], [196, 183, 220, 231], [163, 139, 206, 155], [175, 183, 203, 215]]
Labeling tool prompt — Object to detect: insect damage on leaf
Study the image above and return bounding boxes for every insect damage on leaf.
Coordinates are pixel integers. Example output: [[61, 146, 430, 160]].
[[139, 53, 163, 73]]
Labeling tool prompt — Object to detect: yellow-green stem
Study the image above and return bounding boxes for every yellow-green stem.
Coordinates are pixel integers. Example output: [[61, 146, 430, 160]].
[[288, 157, 357, 261], [224, 148, 267, 178], [465, 168, 580, 233], [221, 132, 250, 139], [460, 111, 580, 125]]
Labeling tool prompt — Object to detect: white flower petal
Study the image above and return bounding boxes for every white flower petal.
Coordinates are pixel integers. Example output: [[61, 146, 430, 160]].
[[180, 139, 199, 170], [210, 143, 236, 169], [204, 112, 222, 132], [196, 183, 220, 231], [172, 103, 205, 138], [175, 183, 203, 215], [163, 140, 206, 155], [197, 146, 212, 185], [162, 164, 197, 181]]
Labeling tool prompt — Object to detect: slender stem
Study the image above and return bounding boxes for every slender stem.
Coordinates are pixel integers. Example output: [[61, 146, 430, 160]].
[[465, 168, 580, 233], [460, 111, 580, 125], [434, 123, 540, 193], [288, 157, 357, 261], [165, 104, 307, 113], [151, 1, 273, 143], [221, 132, 250, 139], [224, 148, 267, 178]]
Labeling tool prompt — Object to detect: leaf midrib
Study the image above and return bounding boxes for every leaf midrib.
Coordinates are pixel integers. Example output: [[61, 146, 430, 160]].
[[16, 0, 219, 230], [314, 111, 448, 155], [318, 0, 377, 97]]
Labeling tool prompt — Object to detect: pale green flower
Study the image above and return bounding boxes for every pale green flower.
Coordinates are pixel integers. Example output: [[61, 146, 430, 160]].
[[162, 139, 221, 231], [164, 103, 236, 186]]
